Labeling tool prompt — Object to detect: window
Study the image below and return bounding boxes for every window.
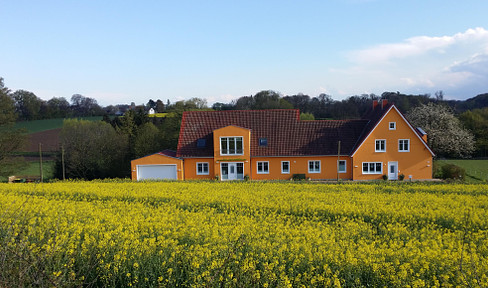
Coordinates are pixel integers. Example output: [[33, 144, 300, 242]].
[[399, 139, 410, 152], [259, 138, 268, 146], [281, 161, 290, 174], [338, 160, 346, 173], [220, 137, 243, 155], [257, 161, 269, 174], [197, 138, 206, 148], [375, 139, 386, 152], [389, 122, 396, 130], [308, 160, 321, 173], [362, 162, 383, 174], [196, 162, 209, 175]]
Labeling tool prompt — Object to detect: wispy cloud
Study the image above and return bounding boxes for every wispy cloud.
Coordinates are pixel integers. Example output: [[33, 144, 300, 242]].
[[334, 28, 488, 98]]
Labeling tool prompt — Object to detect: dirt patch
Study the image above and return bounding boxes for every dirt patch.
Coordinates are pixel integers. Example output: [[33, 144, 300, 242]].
[[26, 128, 61, 152]]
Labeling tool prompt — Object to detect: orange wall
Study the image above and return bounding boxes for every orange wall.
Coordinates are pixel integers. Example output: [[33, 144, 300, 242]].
[[213, 126, 251, 179], [250, 156, 352, 180], [184, 158, 215, 180], [352, 107, 432, 180], [131, 154, 184, 180]]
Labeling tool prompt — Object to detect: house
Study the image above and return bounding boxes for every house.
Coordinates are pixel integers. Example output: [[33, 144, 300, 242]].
[[131, 100, 434, 181]]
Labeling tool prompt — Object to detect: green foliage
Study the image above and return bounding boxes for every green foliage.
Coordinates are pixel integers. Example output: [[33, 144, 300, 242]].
[[57, 119, 129, 179], [459, 107, 488, 157], [134, 122, 163, 158], [292, 174, 306, 180], [0, 78, 28, 177], [440, 164, 466, 181], [435, 160, 488, 183], [300, 112, 315, 120], [11, 90, 43, 121]]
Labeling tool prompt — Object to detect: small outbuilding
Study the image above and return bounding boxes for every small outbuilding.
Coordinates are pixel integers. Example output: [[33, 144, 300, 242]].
[[131, 150, 183, 181]]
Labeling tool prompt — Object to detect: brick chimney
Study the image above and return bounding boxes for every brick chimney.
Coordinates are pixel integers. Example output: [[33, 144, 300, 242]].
[[372, 100, 378, 109], [381, 99, 388, 109]]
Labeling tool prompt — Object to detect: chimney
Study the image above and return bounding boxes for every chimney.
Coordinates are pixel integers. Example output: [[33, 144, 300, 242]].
[[372, 100, 378, 109], [381, 99, 388, 109]]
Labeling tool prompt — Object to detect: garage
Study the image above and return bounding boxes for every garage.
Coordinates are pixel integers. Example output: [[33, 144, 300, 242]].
[[136, 164, 177, 180], [131, 150, 183, 181]]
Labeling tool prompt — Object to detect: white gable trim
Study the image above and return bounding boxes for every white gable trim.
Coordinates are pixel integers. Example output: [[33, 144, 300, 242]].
[[351, 105, 434, 157]]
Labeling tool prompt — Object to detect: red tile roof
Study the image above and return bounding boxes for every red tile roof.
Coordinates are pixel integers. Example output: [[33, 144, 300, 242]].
[[176, 109, 370, 158]]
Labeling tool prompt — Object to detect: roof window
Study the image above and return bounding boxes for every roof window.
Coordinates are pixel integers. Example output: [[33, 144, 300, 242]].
[[197, 138, 206, 148], [259, 138, 268, 147]]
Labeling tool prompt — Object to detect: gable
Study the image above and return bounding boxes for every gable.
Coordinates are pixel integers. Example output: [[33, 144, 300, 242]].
[[351, 105, 434, 157]]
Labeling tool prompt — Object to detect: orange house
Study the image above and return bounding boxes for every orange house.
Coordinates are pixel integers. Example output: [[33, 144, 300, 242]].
[[131, 100, 434, 181]]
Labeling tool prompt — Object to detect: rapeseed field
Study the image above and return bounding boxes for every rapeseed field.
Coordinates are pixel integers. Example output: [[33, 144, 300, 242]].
[[0, 181, 487, 287]]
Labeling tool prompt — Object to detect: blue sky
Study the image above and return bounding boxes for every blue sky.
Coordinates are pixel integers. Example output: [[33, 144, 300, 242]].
[[1, 0, 488, 106]]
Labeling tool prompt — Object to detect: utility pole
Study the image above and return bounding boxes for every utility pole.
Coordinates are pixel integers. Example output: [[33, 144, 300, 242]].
[[62, 145, 66, 180], [39, 143, 43, 183]]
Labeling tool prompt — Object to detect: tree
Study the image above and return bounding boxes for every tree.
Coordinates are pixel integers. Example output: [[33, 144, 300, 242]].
[[134, 122, 163, 158], [155, 100, 165, 112], [57, 119, 129, 179], [12, 89, 43, 120], [70, 94, 104, 116], [406, 103, 475, 158], [459, 107, 488, 157], [46, 97, 71, 118], [0, 78, 27, 177]]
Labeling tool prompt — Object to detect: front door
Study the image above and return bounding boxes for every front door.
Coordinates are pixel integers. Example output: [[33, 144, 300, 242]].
[[388, 161, 398, 180], [228, 163, 237, 180], [221, 162, 244, 180]]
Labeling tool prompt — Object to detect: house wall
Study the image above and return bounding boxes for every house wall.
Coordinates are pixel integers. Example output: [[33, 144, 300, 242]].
[[130, 154, 184, 180], [184, 158, 215, 180], [213, 126, 251, 180], [250, 156, 352, 180], [352, 108, 433, 180]]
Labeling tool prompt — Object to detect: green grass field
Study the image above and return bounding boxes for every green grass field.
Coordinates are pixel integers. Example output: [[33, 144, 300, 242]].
[[435, 159, 488, 183], [14, 116, 103, 133], [0, 160, 55, 182]]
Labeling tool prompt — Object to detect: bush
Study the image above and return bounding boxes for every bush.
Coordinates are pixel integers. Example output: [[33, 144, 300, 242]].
[[382, 174, 388, 180], [399, 174, 405, 181], [441, 164, 466, 181], [292, 174, 306, 181]]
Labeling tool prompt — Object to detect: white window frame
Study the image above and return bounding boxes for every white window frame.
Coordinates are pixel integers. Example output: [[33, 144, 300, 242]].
[[220, 136, 244, 156], [398, 139, 410, 152], [281, 161, 290, 174], [196, 162, 209, 175], [389, 122, 396, 130], [308, 160, 321, 173], [375, 139, 386, 152], [362, 162, 383, 174], [257, 161, 269, 174], [338, 160, 347, 173]]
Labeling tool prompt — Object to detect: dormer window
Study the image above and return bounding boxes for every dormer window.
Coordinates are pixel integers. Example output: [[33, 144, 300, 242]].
[[220, 137, 243, 155], [197, 138, 206, 148], [259, 138, 268, 147]]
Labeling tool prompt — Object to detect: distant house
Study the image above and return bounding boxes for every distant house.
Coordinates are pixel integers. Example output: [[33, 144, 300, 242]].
[[131, 100, 434, 181], [148, 108, 155, 115]]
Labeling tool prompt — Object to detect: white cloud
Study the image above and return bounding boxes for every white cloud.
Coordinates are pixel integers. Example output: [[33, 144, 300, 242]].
[[349, 27, 488, 64], [334, 27, 488, 99]]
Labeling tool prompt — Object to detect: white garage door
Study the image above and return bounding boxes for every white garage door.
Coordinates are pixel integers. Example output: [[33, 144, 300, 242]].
[[137, 165, 177, 180]]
